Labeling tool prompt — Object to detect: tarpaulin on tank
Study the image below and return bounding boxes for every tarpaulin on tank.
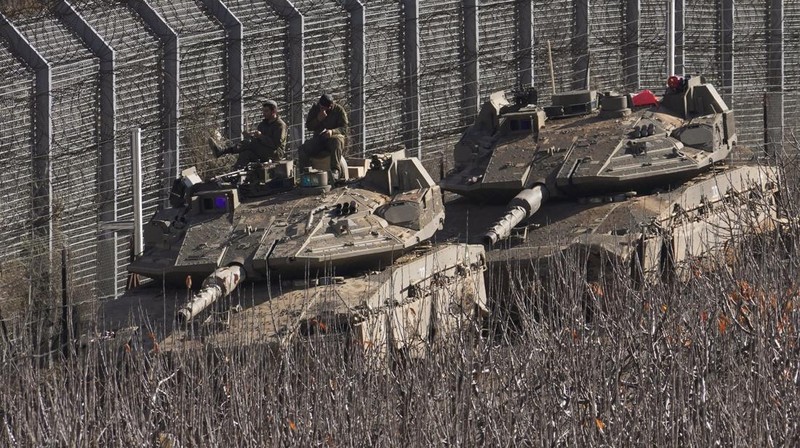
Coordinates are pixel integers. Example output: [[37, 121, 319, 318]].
[[632, 90, 658, 107]]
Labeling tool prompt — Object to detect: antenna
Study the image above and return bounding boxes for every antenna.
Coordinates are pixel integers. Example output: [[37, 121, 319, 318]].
[[585, 51, 591, 90], [547, 40, 556, 95]]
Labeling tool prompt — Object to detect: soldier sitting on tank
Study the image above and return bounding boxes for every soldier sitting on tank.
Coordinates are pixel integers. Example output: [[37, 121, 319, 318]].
[[297, 93, 349, 180], [209, 100, 287, 169]]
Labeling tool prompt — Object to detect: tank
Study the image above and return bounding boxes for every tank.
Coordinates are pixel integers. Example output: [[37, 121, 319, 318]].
[[112, 151, 487, 355], [440, 76, 780, 283]]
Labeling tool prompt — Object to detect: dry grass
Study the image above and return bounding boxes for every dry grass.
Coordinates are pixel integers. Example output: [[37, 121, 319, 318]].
[[0, 0, 45, 18], [1, 198, 799, 446], [1, 152, 799, 446], [2, 248, 800, 445], [0, 258, 29, 318]]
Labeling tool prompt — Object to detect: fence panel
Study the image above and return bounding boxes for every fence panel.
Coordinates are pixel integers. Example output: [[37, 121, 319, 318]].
[[733, 3, 768, 149], [292, 0, 352, 148], [0, 45, 33, 264], [786, 3, 800, 140], [71, 1, 165, 291], [11, 11, 101, 301], [533, 0, 574, 104], [418, 0, 464, 159], [478, 0, 519, 98], [148, 0, 228, 174], [224, 0, 291, 145], [589, 0, 624, 92], [363, 0, 405, 154], [639, 0, 667, 91]]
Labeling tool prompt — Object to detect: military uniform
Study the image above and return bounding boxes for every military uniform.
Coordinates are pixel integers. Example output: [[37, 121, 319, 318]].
[[298, 102, 349, 174], [229, 117, 288, 168]]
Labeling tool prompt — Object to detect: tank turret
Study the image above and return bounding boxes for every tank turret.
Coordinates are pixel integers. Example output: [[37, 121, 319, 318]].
[[130, 151, 451, 319], [438, 75, 779, 299], [442, 76, 740, 246]]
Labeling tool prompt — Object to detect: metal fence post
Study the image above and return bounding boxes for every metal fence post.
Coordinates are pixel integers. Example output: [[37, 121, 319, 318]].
[[343, 0, 366, 157], [572, 0, 589, 90], [518, 0, 534, 88], [463, 0, 480, 118], [721, 0, 735, 105], [129, 0, 180, 199], [623, 0, 640, 89], [267, 0, 305, 149], [666, 0, 674, 76], [766, 0, 784, 156], [674, 0, 684, 76], [132, 128, 144, 257], [402, 0, 421, 158], [201, 0, 243, 141], [54, 0, 118, 299], [0, 13, 53, 293], [60, 246, 74, 359]]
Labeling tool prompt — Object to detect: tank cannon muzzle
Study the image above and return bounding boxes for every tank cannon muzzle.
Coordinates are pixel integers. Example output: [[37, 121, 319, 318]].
[[176, 265, 246, 324], [483, 185, 547, 246]]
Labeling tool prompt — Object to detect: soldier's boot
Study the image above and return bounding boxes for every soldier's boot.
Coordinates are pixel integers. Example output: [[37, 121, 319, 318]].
[[208, 138, 224, 158], [208, 130, 229, 158]]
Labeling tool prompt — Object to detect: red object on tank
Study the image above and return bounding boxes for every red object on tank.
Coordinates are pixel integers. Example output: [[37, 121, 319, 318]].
[[631, 89, 659, 107], [667, 75, 682, 90]]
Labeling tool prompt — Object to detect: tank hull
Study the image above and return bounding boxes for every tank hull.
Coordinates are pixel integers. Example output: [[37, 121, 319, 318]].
[[442, 164, 780, 287], [103, 244, 488, 357]]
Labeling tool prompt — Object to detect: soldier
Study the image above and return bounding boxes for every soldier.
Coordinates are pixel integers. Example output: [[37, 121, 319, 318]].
[[210, 100, 287, 168], [298, 93, 349, 179]]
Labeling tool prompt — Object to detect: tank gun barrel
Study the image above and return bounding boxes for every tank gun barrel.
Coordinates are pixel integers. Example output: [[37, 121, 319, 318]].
[[176, 265, 246, 323], [483, 185, 548, 246]]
